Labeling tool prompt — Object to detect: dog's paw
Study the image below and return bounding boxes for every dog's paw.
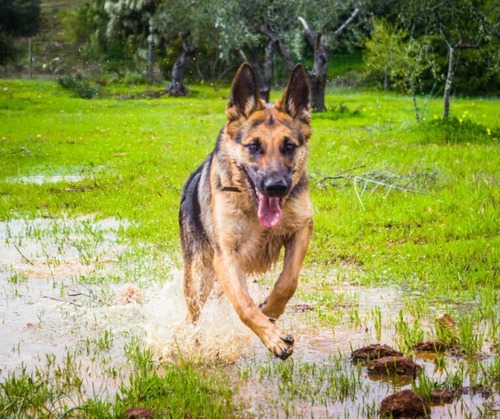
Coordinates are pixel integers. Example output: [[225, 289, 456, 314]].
[[266, 332, 294, 360], [276, 334, 294, 360]]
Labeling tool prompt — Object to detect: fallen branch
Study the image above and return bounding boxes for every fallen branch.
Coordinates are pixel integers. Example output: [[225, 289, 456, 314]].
[[317, 166, 439, 210], [43, 295, 83, 307], [317, 165, 366, 184]]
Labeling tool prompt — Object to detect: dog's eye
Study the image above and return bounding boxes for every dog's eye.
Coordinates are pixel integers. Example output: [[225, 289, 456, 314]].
[[246, 140, 262, 155], [283, 139, 297, 154]]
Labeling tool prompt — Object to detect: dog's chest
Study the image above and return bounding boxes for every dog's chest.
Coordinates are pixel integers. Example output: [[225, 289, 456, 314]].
[[233, 227, 286, 274]]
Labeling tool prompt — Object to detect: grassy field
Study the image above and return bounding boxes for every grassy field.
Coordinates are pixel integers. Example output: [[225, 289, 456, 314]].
[[0, 79, 499, 417]]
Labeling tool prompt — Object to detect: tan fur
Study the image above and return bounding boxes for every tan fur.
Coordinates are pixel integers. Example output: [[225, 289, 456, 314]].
[[180, 63, 313, 359]]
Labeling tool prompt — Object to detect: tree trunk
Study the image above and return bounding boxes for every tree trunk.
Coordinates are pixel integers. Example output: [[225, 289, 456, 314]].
[[261, 39, 275, 102], [28, 38, 33, 79], [147, 39, 154, 84], [442, 45, 455, 119], [166, 33, 195, 97], [239, 41, 275, 103], [410, 80, 420, 122], [298, 8, 360, 113], [309, 33, 329, 112]]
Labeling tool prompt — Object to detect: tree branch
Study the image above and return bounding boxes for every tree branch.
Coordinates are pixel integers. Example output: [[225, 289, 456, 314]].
[[260, 25, 295, 72], [298, 16, 316, 46], [333, 7, 360, 38]]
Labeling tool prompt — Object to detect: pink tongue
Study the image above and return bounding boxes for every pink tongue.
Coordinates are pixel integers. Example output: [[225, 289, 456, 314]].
[[258, 194, 282, 229]]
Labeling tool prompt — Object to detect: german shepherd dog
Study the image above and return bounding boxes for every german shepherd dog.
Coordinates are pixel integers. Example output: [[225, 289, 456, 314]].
[[179, 63, 312, 360]]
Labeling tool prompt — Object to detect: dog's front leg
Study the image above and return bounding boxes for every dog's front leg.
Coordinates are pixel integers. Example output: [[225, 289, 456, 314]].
[[213, 249, 294, 360], [260, 220, 313, 319]]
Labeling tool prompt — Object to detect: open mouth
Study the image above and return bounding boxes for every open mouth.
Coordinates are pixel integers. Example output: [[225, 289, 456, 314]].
[[257, 193, 282, 229], [239, 166, 285, 229]]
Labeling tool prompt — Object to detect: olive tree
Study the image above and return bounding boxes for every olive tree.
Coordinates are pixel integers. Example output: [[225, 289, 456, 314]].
[[389, 0, 499, 118], [364, 19, 437, 121], [215, 0, 361, 111], [104, 0, 217, 95]]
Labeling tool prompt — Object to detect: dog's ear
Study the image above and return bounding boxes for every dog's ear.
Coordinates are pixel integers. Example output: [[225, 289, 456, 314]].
[[227, 63, 264, 120], [279, 64, 311, 123]]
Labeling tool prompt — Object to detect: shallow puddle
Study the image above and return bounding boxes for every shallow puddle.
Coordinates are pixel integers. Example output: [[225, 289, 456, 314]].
[[5, 165, 105, 185], [0, 216, 498, 416]]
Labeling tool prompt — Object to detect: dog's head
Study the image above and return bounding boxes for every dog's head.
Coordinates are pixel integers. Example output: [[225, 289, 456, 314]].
[[223, 63, 311, 229]]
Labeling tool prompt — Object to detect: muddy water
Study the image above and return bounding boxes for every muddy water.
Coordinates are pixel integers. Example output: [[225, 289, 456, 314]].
[[6, 165, 105, 185], [0, 216, 498, 416], [0, 217, 146, 399]]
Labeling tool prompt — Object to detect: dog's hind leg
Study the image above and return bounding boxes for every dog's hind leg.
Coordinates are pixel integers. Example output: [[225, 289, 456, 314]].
[[260, 220, 313, 319], [183, 252, 215, 323]]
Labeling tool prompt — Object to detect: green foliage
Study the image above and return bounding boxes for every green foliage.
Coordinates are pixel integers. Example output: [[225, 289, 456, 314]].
[[0, 32, 17, 65], [60, 0, 109, 62], [313, 102, 362, 121], [0, 0, 41, 37], [364, 18, 437, 95], [419, 116, 500, 144], [0, 0, 41, 66], [378, 0, 500, 97], [57, 75, 99, 99]]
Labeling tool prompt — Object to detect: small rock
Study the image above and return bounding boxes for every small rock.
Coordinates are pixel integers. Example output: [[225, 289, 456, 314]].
[[430, 389, 454, 404], [368, 356, 421, 377], [351, 344, 403, 361], [380, 389, 431, 418]]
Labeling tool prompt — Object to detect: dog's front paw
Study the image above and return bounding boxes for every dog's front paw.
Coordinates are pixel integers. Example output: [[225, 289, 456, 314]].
[[276, 334, 294, 360], [264, 329, 294, 360]]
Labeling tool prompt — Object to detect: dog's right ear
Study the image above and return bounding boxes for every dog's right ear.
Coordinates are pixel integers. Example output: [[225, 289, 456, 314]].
[[226, 63, 264, 121]]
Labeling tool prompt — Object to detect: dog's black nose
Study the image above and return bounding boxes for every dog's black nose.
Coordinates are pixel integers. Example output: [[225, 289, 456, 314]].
[[264, 178, 289, 197]]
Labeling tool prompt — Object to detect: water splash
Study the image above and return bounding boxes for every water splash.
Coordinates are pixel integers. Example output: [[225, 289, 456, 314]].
[[144, 269, 254, 364]]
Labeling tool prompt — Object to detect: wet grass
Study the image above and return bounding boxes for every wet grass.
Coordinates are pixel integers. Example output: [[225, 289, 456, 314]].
[[1, 79, 499, 417], [0, 340, 236, 418]]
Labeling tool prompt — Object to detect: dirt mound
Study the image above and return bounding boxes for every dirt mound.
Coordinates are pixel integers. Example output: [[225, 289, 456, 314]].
[[430, 389, 454, 404], [413, 340, 448, 353], [124, 407, 154, 418], [367, 356, 421, 377], [351, 344, 402, 362], [380, 389, 430, 418]]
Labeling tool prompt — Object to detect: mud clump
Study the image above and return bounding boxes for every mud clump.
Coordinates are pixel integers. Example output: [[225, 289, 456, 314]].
[[413, 340, 448, 353], [367, 356, 421, 377], [430, 389, 454, 404], [380, 389, 430, 418], [351, 344, 402, 362], [292, 302, 315, 313], [124, 407, 154, 418]]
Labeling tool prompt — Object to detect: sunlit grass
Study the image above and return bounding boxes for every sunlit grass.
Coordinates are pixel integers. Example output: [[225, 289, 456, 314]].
[[0, 79, 498, 417]]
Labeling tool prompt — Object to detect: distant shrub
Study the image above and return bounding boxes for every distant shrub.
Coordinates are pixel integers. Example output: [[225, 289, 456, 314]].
[[58, 75, 99, 99], [122, 72, 148, 86], [419, 116, 499, 143], [314, 102, 362, 121]]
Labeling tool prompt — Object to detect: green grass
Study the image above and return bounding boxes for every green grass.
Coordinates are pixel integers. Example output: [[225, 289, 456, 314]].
[[0, 341, 237, 418], [1, 79, 499, 416]]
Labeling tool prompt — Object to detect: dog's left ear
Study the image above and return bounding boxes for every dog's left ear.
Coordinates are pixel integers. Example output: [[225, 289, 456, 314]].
[[279, 65, 311, 123]]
